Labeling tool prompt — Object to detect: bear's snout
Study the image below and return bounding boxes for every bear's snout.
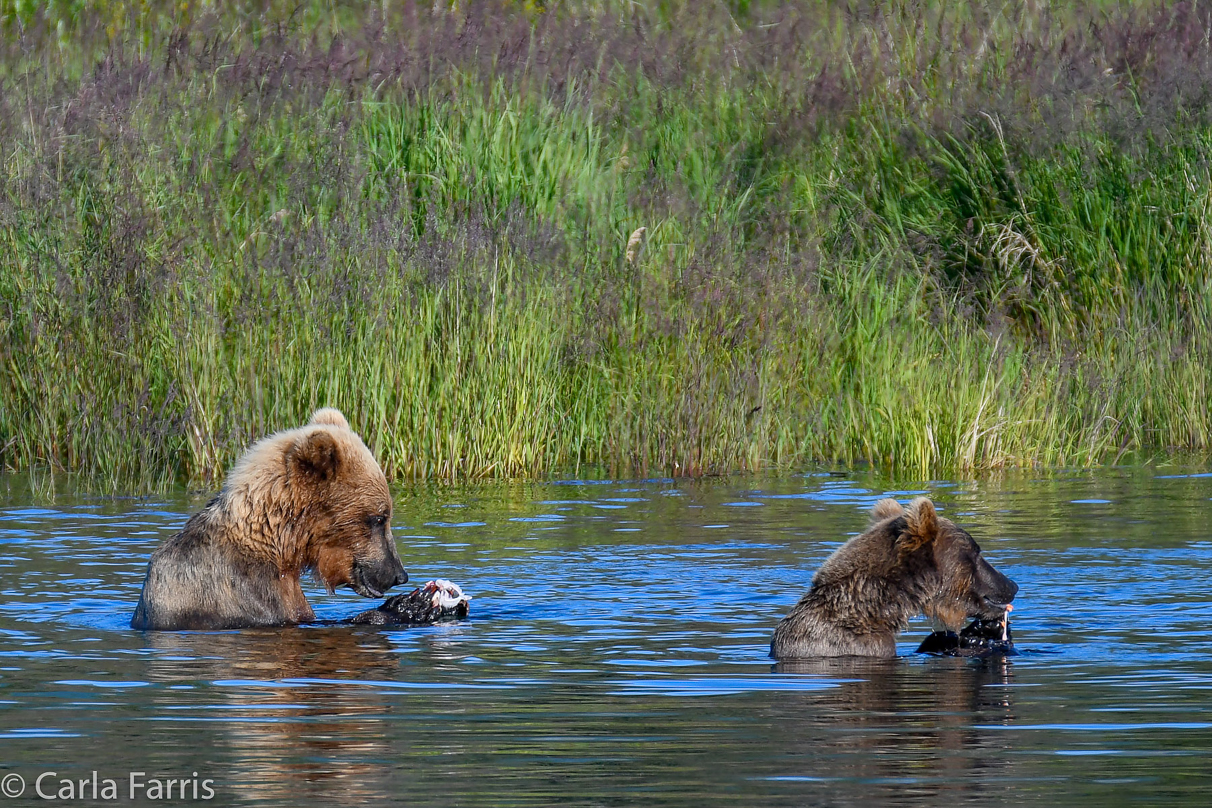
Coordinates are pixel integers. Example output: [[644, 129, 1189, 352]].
[[392, 564, 409, 588], [350, 555, 409, 599], [975, 556, 1018, 608]]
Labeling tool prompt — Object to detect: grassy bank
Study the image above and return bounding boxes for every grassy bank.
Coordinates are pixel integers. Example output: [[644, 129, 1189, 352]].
[[2, 0, 1212, 491]]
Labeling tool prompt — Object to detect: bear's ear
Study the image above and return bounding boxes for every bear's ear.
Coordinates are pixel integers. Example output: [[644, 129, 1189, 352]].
[[287, 430, 341, 483], [309, 408, 350, 431], [869, 498, 904, 525], [900, 497, 939, 551]]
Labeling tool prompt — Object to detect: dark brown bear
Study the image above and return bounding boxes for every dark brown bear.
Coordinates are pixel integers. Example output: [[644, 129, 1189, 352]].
[[130, 408, 408, 630], [770, 497, 1017, 658]]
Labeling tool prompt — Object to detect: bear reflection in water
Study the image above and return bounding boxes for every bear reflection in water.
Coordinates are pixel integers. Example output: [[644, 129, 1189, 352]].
[[143, 627, 463, 806], [772, 655, 1018, 799], [140, 632, 1018, 806]]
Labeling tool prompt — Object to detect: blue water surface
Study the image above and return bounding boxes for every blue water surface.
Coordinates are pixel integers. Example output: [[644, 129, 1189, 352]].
[[0, 468, 1210, 806]]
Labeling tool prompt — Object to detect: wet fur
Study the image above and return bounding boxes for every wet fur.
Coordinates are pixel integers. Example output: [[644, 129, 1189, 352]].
[[131, 408, 406, 630], [770, 497, 1017, 659]]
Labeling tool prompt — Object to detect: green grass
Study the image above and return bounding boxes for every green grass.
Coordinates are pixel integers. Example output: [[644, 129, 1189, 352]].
[[2, 0, 1212, 491]]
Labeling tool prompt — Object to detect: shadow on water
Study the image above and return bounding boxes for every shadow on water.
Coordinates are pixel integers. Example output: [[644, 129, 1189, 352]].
[[1, 467, 1211, 805]]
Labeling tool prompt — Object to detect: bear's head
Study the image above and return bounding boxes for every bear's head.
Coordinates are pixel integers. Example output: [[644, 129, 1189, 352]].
[[225, 407, 408, 599], [874, 497, 1018, 628]]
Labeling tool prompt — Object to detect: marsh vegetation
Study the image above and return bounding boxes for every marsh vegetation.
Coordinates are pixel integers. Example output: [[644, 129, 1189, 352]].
[[3, 1, 1211, 489]]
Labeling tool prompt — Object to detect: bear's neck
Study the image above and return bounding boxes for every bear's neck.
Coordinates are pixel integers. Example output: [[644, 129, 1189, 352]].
[[811, 566, 937, 637], [206, 487, 315, 578]]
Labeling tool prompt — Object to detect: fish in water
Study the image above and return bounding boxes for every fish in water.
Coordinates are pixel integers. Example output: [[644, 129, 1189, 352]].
[[351, 579, 471, 626], [916, 606, 1016, 657]]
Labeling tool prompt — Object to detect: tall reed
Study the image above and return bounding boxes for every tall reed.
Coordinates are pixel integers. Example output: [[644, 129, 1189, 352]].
[[2, 1, 1210, 491]]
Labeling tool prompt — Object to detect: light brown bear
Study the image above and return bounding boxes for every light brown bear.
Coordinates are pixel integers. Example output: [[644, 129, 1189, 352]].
[[131, 408, 408, 630], [770, 497, 1017, 658]]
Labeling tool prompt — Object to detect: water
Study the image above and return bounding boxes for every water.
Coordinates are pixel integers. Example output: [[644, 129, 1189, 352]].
[[1, 468, 1210, 806]]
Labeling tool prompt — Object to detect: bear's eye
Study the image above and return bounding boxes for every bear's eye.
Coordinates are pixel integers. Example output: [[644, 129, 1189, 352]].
[[368, 514, 388, 529]]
